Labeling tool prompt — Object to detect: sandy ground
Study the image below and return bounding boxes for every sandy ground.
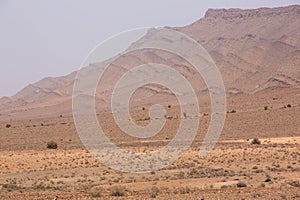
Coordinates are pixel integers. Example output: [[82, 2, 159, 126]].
[[0, 140, 299, 199], [0, 89, 299, 199]]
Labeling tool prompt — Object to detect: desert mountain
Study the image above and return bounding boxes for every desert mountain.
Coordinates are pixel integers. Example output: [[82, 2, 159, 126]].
[[177, 5, 300, 93], [1, 5, 299, 120]]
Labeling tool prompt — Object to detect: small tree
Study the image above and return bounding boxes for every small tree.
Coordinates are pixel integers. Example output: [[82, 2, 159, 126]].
[[6, 124, 11, 128]]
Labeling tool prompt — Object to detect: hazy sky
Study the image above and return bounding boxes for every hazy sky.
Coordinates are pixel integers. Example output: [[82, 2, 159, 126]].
[[0, 0, 299, 97]]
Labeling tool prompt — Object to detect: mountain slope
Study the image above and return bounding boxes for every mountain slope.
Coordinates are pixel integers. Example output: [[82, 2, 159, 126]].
[[177, 5, 300, 92], [1, 5, 299, 120]]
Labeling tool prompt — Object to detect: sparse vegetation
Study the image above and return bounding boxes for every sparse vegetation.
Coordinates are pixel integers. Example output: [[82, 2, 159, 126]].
[[237, 181, 247, 188], [288, 181, 300, 187], [228, 109, 237, 113], [251, 138, 261, 145], [89, 186, 104, 197], [178, 186, 191, 194], [221, 185, 228, 189], [110, 186, 126, 196], [2, 183, 21, 190], [144, 117, 150, 121], [150, 186, 160, 198], [264, 178, 271, 182], [6, 124, 11, 128], [46, 141, 58, 149]]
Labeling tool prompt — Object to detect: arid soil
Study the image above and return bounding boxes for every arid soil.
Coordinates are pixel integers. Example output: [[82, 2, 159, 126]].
[[0, 88, 299, 199]]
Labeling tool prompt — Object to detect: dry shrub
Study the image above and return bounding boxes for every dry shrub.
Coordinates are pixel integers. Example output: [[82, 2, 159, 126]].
[[251, 138, 261, 145], [47, 141, 58, 149]]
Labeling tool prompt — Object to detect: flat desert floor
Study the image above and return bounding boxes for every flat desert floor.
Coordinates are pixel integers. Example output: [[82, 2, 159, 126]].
[[0, 88, 299, 199]]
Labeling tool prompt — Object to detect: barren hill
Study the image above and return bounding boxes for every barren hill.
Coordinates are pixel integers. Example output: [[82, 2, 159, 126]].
[[177, 5, 300, 93], [1, 5, 299, 120]]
